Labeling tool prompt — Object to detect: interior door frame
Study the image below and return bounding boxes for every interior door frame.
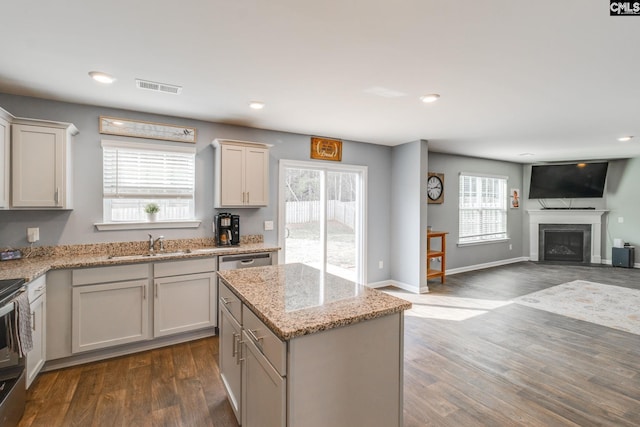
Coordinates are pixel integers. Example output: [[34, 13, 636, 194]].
[[278, 159, 368, 285]]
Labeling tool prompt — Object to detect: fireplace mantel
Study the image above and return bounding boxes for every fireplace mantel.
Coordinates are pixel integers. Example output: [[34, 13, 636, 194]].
[[527, 209, 608, 263]]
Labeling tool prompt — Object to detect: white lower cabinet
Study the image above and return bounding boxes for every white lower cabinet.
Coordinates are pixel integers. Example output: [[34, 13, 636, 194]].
[[219, 306, 242, 422], [242, 330, 286, 427], [72, 279, 150, 353], [26, 276, 47, 388], [219, 282, 286, 427], [67, 258, 218, 356], [153, 272, 216, 337]]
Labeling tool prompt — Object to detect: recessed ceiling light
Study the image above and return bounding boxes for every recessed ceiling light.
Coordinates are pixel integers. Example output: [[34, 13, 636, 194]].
[[618, 136, 634, 142], [519, 153, 535, 157], [88, 71, 116, 84], [249, 101, 265, 110], [420, 94, 440, 103]]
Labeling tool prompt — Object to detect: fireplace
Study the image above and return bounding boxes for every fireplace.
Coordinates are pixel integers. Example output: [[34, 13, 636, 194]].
[[538, 224, 591, 264], [528, 209, 606, 264]]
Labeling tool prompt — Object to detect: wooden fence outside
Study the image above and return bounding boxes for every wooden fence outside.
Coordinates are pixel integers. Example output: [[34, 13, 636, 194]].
[[285, 200, 356, 229]]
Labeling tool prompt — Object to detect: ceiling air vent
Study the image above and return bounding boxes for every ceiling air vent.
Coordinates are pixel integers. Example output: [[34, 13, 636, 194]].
[[135, 79, 182, 95]]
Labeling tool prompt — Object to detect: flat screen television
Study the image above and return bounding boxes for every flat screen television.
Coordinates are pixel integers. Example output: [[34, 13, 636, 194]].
[[528, 162, 608, 199]]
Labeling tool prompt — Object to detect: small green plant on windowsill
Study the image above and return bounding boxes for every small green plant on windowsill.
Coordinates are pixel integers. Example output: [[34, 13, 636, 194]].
[[144, 203, 160, 222]]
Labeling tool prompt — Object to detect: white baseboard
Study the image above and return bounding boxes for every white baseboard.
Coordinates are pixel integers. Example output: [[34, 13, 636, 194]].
[[446, 257, 529, 276], [369, 279, 429, 294], [366, 280, 394, 289]]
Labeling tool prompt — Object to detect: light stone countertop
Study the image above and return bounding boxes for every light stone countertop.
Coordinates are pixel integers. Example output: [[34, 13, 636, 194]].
[[218, 263, 412, 341], [0, 242, 279, 282]]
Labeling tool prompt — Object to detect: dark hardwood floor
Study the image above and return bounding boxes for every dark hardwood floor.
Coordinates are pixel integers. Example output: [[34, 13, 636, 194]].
[[20, 262, 640, 426]]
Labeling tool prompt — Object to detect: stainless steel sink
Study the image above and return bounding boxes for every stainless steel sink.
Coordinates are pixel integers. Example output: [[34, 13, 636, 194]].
[[107, 251, 187, 260]]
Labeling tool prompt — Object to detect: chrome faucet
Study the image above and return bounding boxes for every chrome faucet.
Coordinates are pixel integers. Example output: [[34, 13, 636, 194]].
[[155, 235, 165, 253], [148, 234, 165, 254]]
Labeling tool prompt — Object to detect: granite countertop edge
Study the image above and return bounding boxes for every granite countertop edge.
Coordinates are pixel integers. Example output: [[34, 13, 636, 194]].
[[0, 243, 280, 282], [219, 271, 412, 341]]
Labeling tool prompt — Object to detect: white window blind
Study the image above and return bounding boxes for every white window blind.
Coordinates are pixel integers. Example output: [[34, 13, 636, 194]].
[[102, 140, 196, 222], [459, 173, 507, 244]]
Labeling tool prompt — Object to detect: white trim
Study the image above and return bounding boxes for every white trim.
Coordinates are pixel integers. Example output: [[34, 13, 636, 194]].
[[459, 171, 509, 180], [384, 279, 429, 294], [457, 238, 510, 247], [366, 280, 394, 289], [527, 209, 607, 263], [95, 220, 201, 231], [446, 257, 528, 275], [101, 139, 196, 153]]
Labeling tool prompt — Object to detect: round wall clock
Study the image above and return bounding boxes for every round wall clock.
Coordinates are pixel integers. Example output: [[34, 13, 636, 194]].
[[427, 173, 444, 204]]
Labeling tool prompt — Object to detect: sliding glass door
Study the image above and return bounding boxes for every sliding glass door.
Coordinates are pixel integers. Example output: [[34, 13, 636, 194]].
[[279, 160, 366, 283]]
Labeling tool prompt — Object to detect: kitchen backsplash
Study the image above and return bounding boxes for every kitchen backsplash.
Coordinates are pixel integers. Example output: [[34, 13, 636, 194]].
[[2, 235, 264, 259]]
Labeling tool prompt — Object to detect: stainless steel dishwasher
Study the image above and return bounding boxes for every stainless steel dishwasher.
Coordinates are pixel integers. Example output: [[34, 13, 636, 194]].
[[218, 252, 274, 271]]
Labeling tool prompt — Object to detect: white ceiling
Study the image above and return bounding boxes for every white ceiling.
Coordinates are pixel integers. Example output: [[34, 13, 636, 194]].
[[1, 1, 639, 163]]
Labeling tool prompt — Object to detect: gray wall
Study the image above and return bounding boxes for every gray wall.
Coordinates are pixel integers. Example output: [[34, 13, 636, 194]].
[[0, 93, 393, 283], [390, 140, 429, 291], [587, 158, 640, 264], [427, 152, 525, 270]]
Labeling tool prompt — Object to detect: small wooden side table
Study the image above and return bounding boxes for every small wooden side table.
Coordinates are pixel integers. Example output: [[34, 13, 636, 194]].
[[427, 231, 448, 284]]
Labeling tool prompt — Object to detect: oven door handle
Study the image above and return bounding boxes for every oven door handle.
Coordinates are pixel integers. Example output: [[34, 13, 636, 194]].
[[0, 301, 15, 318]]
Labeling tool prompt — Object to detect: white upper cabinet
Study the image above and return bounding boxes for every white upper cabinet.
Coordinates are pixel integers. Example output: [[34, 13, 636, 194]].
[[212, 139, 270, 208], [0, 108, 11, 209], [11, 119, 78, 209]]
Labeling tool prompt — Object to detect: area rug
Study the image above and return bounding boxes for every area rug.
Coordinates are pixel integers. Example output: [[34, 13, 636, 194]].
[[514, 280, 640, 335]]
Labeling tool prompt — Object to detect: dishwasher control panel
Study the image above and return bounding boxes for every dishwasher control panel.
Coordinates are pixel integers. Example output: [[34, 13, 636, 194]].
[[219, 252, 273, 271]]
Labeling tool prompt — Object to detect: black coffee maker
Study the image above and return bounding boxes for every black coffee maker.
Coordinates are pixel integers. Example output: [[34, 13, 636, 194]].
[[215, 213, 240, 246]]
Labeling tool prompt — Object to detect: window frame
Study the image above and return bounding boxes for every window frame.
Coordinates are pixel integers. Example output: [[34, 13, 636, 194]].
[[458, 172, 509, 246], [96, 139, 200, 231]]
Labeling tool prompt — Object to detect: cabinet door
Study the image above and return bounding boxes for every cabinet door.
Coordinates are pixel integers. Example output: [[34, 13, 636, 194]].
[[242, 331, 286, 427], [0, 115, 9, 209], [12, 124, 64, 207], [219, 144, 245, 206], [26, 293, 46, 388], [72, 280, 150, 353], [244, 146, 269, 206], [154, 272, 216, 337], [219, 306, 242, 424]]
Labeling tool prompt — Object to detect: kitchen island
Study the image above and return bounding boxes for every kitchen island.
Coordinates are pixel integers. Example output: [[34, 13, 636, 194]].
[[217, 263, 411, 427]]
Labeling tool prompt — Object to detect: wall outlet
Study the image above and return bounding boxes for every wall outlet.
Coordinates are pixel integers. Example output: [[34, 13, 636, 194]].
[[378, 260, 383, 269], [264, 220, 274, 231], [27, 227, 40, 243], [618, 217, 624, 223], [509, 244, 513, 250]]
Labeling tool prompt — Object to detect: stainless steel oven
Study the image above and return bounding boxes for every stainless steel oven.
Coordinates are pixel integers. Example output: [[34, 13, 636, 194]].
[[0, 278, 27, 427]]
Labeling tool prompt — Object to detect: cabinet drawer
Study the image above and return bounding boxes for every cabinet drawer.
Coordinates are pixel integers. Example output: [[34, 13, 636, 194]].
[[73, 263, 149, 286], [154, 257, 215, 278], [243, 306, 286, 376], [27, 275, 46, 302], [219, 281, 242, 323]]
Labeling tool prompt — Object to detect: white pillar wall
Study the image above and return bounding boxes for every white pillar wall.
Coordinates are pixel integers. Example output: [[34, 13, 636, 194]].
[[527, 210, 607, 264]]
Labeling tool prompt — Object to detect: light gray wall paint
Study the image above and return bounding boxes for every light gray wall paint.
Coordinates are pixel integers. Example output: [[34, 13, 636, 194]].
[[0, 93, 393, 282], [585, 158, 639, 264], [390, 140, 428, 291], [427, 152, 524, 270]]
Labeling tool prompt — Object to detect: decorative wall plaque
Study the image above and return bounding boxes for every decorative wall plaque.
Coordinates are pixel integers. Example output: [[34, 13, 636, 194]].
[[310, 137, 342, 162], [99, 116, 197, 143]]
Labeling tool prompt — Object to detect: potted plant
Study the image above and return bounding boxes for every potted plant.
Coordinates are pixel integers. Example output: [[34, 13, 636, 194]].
[[144, 203, 160, 222]]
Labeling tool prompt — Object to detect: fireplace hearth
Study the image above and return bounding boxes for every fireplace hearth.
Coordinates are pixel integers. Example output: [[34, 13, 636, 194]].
[[538, 224, 591, 264]]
